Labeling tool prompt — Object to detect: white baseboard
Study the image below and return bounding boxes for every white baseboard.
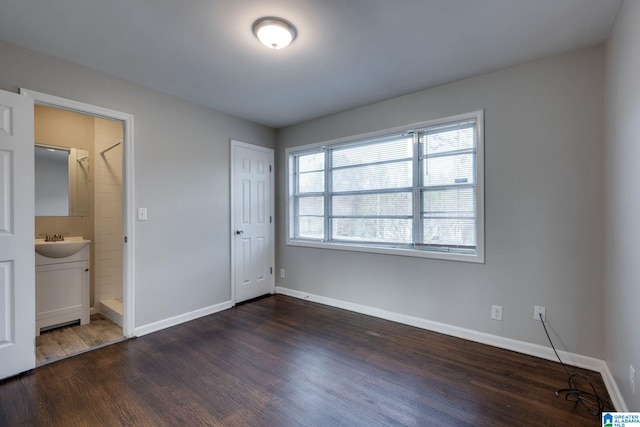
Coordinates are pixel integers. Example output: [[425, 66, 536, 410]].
[[133, 300, 233, 337], [600, 363, 628, 412], [275, 286, 627, 411]]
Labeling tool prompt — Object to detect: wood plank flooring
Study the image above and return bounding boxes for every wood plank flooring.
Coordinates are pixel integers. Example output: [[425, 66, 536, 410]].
[[2, 295, 611, 426], [36, 314, 124, 365]]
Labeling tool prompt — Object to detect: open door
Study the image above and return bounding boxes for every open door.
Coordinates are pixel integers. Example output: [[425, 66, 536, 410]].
[[0, 89, 35, 379]]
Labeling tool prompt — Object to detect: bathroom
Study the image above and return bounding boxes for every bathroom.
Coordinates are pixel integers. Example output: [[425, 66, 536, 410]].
[[34, 104, 124, 363]]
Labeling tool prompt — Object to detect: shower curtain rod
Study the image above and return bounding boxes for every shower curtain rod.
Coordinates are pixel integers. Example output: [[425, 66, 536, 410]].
[[100, 140, 122, 155]]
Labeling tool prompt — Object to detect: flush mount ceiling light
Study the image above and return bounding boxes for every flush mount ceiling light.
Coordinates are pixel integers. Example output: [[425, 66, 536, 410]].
[[252, 17, 297, 50]]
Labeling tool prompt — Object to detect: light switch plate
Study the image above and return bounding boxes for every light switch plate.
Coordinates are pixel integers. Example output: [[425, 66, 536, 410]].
[[137, 207, 148, 221]]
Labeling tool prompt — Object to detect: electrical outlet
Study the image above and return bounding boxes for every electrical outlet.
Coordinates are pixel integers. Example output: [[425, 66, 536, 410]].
[[630, 365, 636, 395], [280, 269, 285, 278], [534, 306, 546, 321], [491, 305, 503, 321]]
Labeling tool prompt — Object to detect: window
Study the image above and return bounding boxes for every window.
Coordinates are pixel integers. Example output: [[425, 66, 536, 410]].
[[287, 110, 484, 263]]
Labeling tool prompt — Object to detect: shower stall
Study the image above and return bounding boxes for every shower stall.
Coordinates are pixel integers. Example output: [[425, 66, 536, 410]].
[[93, 129, 124, 327]]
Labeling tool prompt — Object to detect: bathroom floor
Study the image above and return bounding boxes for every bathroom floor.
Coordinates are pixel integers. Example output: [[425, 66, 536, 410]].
[[36, 314, 124, 366]]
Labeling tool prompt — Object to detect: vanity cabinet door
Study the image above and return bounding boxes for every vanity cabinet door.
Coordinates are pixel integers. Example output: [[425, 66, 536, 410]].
[[36, 260, 90, 334]]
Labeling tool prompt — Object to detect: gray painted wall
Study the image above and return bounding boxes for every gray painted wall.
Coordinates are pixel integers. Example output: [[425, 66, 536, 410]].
[[604, 0, 640, 410], [0, 40, 276, 328], [277, 46, 605, 359]]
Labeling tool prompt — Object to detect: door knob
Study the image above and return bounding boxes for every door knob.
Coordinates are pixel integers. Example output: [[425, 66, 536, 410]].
[[235, 230, 244, 235]]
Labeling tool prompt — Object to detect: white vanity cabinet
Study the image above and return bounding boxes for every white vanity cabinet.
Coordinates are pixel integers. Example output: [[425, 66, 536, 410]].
[[36, 245, 90, 335]]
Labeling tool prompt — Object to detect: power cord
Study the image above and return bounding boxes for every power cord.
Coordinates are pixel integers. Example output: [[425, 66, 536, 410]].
[[539, 313, 613, 416]]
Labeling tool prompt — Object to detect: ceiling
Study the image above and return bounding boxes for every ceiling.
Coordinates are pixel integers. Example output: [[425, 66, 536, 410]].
[[0, 0, 622, 128]]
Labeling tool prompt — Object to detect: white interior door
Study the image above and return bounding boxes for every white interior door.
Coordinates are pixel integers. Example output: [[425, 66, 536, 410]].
[[0, 89, 35, 379], [231, 141, 274, 304]]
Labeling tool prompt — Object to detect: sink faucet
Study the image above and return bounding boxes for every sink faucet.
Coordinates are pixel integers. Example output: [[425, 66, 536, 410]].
[[44, 234, 65, 242]]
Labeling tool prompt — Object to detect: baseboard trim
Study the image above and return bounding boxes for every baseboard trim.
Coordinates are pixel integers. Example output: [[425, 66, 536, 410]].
[[275, 286, 626, 411], [133, 300, 233, 337], [600, 362, 628, 411]]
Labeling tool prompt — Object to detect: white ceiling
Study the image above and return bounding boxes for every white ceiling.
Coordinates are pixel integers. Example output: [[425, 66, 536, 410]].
[[0, 0, 622, 128]]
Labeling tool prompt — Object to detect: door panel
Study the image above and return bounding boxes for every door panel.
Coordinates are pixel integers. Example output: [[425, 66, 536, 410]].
[[232, 142, 273, 303], [0, 90, 35, 379]]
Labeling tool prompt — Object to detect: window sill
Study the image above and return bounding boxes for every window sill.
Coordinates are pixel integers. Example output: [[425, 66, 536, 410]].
[[286, 239, 485, 264]]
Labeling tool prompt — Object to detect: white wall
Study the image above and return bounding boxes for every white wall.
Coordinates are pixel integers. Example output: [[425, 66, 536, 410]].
[[604, 0, 640, 411], [0, 40, 276, 328], [277, 46, 605, 359]]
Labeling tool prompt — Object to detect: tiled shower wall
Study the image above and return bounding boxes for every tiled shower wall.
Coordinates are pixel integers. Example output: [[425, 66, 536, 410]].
[[93, 118, 123, 305]]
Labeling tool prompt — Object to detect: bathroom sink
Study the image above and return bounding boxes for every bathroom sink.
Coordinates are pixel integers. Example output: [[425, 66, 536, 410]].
[[35, 237, 90, 258]]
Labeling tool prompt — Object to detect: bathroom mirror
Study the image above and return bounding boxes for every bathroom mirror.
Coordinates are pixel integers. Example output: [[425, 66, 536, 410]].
[[35, 144, 90, 217]]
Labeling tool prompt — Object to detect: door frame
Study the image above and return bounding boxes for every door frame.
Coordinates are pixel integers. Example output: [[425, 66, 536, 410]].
[[21, 89, 136, 338], [229, 140, 275, 305]]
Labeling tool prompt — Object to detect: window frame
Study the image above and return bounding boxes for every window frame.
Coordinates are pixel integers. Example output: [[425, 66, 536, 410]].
[[286, 110, 484, 263]]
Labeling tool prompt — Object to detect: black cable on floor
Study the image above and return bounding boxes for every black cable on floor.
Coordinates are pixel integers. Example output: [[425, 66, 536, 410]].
[[539, 313, 613, 416]]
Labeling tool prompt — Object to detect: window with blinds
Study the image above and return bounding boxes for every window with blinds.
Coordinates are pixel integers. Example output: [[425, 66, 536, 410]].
[[287, 110, 484, 262]]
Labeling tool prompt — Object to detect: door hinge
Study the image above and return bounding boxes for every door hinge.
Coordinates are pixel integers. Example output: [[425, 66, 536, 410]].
[[270, 267, 273, 274], [270, 216, 272, 223], [269, 165, 272, 172], [124, 236, 128, 243]]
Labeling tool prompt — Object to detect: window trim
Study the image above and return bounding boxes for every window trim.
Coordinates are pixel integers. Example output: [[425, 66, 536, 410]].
[[285, 110, 484, 263]]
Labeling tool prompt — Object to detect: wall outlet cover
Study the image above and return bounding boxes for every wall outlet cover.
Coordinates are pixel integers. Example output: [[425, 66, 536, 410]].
[[534, 306, 546, 321], [491, 305, 503, 321]]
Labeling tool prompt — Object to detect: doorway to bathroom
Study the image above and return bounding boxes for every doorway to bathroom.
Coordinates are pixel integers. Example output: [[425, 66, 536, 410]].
[[24, 89, 135, 365]]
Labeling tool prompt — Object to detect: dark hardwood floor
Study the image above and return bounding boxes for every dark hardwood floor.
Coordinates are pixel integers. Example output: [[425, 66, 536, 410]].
[[0, 295, 611, 426]]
